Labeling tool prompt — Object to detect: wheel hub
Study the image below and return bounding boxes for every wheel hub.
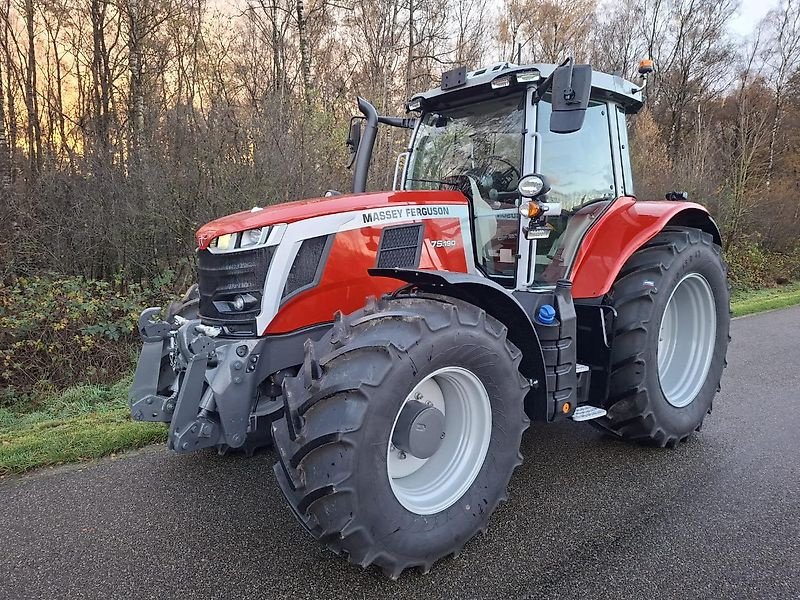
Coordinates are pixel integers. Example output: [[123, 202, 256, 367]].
[[391, 400, 445, 459], [387, 367, 492, 516], [657, 272, 717, 408]]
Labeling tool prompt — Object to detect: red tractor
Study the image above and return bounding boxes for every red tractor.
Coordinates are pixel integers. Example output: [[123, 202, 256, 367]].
[[130, 59, 729, 577]]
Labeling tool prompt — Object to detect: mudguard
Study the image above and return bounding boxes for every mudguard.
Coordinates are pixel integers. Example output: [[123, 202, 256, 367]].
[[570, 198, 722, 299], [369, 267, 547, 403]]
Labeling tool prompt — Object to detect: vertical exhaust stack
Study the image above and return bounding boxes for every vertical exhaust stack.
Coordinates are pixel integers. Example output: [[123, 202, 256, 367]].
[[352, 97, 379, 193]]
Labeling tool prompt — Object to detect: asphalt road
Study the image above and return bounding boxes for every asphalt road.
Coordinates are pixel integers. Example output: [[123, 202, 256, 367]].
[[2, 308, 799, 600]]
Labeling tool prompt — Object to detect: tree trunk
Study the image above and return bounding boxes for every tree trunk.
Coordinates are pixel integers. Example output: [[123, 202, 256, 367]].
[[271, 1, 282, 95], [24, 0, 41, 174], [296, 0, 311, 104], [766, 82, 783, 190], [0, 54, 10, 188], [127, 0, 145, 163], [406, 0, 414, 99]]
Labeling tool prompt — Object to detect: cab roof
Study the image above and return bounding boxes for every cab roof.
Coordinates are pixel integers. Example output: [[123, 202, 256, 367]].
[[411, 62, 644, 114]]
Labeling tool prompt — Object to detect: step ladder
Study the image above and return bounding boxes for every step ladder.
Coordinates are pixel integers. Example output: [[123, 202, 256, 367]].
[[571, 405, 607, 421], [571, 364, 607, 421]]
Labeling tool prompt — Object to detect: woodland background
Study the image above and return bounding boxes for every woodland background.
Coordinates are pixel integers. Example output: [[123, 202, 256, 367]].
[[2, 0, 800, 393]]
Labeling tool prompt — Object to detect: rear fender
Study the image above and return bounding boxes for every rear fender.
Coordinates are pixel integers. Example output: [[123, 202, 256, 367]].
[[369, 268, 547, 408], [570, 199, 722, 299]]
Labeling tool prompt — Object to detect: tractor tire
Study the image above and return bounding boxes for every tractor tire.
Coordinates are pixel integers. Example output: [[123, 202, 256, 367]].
[[597, 226, 730, 447], [165, 284, 199, 320], [271, 294, 529, 578]]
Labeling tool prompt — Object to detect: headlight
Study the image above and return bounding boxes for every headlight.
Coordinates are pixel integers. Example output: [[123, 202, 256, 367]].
[[240, 227, 265, 248], [208, 227, 269, 253]]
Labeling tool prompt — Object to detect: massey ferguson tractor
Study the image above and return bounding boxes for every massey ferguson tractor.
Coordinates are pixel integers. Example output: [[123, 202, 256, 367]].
[[129, 59, 730, 578]]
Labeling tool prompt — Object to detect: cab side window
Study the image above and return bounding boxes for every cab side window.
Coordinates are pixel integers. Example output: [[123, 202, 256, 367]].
[[616, 105, 634, 196], [533, 97, 617, 283], [536, 97, 616, 210]]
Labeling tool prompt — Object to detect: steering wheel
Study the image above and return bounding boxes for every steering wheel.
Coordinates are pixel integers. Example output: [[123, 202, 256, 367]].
[[482, 155, 520, 193], [485, 155, 520, 179], [439, 157, 522, 208]]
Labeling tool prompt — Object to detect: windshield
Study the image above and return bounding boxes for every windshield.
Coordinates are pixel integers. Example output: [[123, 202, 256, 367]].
[[405, 93, 526, 282]]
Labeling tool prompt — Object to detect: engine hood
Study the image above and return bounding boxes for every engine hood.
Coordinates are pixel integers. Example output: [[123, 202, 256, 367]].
[[195, 190, 467, 250]]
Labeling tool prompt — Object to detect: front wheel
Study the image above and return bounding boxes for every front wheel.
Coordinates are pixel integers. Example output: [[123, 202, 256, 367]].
[[271, 295, 529, 577], [598, 226, 730, 446]]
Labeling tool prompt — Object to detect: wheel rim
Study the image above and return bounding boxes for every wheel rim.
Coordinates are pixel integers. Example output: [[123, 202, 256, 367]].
[[657, 273, 717, 408], [387, 366, 492, 516]]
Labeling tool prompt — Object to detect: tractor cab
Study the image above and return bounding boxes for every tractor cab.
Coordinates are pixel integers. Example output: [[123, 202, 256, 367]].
[[397, 61, 643, 290]]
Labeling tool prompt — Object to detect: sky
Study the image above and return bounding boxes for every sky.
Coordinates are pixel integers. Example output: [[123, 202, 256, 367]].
[[730, 0, 781, 36]]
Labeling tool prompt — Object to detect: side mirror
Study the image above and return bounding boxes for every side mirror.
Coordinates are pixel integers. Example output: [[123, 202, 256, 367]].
[[550, 63, 592, 134], [346, 116, 364, 168]]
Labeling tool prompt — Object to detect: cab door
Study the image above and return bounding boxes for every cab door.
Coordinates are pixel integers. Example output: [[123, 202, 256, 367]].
[[519, 93, 624, 288]]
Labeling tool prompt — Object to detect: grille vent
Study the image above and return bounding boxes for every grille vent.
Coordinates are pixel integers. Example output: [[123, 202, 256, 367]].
[[282, 235, 330, 300], [376, 224, 423, 269], [197, 246, 275, 323]]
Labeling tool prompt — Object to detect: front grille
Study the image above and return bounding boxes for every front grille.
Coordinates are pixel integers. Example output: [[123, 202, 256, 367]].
[[376, 224, 423, 268], [197, 246, 275, 325], [282, 235, 329, 300]]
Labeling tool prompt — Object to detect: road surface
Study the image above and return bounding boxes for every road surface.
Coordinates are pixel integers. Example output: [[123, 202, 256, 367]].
[[1, 307, 799, 599]]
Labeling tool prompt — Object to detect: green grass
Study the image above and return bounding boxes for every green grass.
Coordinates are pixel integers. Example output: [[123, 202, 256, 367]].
[[730, 281, 800, 317], [1, 281, 798, 476], [0, 377, 166, 475]]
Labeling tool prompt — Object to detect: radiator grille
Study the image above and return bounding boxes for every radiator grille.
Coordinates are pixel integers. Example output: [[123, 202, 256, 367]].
[[376, 224, 423, 269], [197, 246, 275, 324], [282, 235, 329, 300]]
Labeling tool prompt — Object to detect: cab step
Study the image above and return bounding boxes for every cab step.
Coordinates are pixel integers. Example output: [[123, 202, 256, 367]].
[[571, 405, 607, 421]]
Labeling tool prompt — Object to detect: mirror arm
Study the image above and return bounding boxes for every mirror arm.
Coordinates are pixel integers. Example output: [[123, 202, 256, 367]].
[[532, 56, 573, 104], [378, 116, 417, 129], [352, 97, 379, 194]]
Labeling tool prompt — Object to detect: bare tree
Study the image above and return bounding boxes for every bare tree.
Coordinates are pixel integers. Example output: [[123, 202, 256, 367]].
[[23, 0, 41, 173], [592, 0, 642, 77], [762, 0, 800, 188], [295, 0, 311, 103], [452, 0, 489, 67], [719, 32, 771, 249], [0, 44, 10, 187]]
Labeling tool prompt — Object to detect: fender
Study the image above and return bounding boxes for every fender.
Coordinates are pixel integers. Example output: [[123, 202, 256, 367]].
[[369, 267, 547, 400], [570, 198, 722, 299]]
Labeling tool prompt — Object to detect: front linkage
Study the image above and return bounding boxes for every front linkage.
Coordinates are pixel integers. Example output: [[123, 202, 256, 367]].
[[129, 308, 270, 453]]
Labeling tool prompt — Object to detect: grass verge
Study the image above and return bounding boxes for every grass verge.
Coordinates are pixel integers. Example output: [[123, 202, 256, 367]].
[[730, 281, 800, 317], [1, 282, 798, 476], [0, 377, 166, 476]]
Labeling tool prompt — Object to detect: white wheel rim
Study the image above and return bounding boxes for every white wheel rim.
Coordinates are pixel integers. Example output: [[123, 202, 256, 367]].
[[657, 273, 717, 408], [387, 366, 492, 516]]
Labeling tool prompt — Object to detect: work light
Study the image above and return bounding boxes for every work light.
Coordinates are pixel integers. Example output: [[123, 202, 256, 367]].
[[517, 174, 549, 198]]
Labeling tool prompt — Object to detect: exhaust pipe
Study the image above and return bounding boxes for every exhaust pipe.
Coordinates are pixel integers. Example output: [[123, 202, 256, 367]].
[[352, 97, 379, 193]]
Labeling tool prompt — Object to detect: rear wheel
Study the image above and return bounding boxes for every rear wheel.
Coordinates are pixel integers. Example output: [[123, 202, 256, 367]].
[[598, 227, 730, 446], [271, 295, 529, 577]]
